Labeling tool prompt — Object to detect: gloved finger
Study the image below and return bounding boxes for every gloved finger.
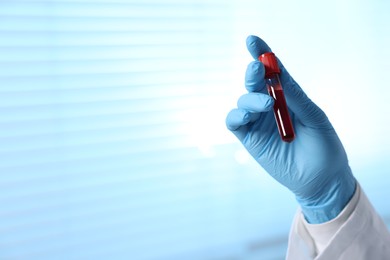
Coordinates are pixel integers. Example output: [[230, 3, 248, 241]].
[[246, 35, 272, 59], [225, 108, 250, 132], [226, 108, 260, 140], [245, 61, 266, 93], [237, 92, 274, 113], [246, 35, 330, 129]]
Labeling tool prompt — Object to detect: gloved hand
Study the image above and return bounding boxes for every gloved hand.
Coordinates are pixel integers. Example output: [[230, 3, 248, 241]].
[[226, 35, 356, 224]]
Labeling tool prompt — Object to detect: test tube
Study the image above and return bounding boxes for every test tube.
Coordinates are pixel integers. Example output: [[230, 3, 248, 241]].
[[259, 52, 295, 142]]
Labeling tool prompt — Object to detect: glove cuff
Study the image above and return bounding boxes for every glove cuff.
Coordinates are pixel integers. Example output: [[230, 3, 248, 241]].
[[297, 168, 357, 224]]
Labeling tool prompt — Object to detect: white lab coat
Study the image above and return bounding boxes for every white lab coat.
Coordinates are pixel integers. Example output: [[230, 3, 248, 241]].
[[286, 183, 390, 259]]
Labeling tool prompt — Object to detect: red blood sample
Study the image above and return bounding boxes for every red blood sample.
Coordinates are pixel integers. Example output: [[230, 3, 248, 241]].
[[259, 53, 295, 142]]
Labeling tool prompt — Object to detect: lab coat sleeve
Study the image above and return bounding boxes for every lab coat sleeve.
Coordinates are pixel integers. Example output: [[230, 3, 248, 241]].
[[286, 183, 390, 260]]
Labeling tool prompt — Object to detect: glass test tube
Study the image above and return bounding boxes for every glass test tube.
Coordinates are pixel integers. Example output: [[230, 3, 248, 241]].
[[259, 53, 295, 142]]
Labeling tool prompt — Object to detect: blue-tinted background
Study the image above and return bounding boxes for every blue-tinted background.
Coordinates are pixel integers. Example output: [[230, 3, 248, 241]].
[[0, 0, 389, 259]]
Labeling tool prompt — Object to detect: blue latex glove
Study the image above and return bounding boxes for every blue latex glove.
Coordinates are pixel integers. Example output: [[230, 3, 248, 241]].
[[226, 35, 356, 224]]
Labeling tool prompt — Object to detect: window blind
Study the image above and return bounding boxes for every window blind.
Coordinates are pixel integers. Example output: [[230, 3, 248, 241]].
[[0, 1, 293, 259]]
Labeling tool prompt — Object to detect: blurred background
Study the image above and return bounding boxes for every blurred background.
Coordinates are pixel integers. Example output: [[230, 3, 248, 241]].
[[0, 0, 389, 259]]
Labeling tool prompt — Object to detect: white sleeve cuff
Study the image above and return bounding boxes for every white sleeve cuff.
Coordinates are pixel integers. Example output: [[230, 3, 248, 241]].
[[302, 183, 360, 254], [286, 182, 390, 260]]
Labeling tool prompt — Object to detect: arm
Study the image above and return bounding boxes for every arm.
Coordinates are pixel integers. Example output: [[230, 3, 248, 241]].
[[226, 35, 390, 259]]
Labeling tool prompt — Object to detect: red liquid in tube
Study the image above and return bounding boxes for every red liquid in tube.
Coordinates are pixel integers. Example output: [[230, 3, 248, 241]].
[[259, 53, 295, 142]]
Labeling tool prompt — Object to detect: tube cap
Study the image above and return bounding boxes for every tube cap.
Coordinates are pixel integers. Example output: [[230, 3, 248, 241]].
[[258, 52, 280, 77]]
